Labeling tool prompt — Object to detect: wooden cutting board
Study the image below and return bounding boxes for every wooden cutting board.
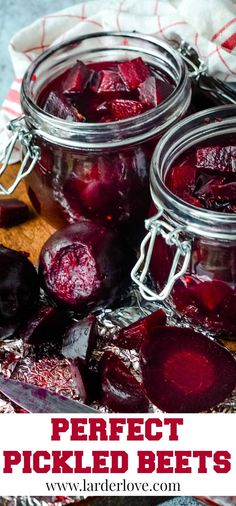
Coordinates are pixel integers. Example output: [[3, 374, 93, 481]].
[[0, 163, 55, 264]]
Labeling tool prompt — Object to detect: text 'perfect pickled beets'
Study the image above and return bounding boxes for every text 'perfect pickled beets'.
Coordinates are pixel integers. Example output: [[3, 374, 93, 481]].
[[39, 57, 174, 122]]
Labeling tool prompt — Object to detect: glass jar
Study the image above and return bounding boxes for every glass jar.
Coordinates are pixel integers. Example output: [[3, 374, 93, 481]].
[[3, 32, 191, 242], [131, 105, 236, 337]]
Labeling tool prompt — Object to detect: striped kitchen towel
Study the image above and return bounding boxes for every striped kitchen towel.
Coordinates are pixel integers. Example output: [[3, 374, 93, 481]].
[[1, 0, 236, 163]]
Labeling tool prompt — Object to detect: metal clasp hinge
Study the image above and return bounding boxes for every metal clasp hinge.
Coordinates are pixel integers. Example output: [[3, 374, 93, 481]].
[[131, 209, 191, 302], [177, 40, 208, 79], [0, 116, 40, 195]]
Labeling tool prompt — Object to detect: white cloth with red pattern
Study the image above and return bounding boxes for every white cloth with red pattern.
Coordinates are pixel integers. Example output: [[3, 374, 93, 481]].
[[1, 0, 236, 163]]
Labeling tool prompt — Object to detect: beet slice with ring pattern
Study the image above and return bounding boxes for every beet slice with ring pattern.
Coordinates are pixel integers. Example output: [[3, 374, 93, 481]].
[[140, 326, 236, 413]]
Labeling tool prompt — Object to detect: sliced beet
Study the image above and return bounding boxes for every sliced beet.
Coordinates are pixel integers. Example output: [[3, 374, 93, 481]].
[[18, 303, 68, 344], [70, 361, 89, 403], [63, 61, 94, 94], [113, 308, 167, 350], [138, 76, 158, 107], [44, 91, 84, 121], [61, 314, 98, 367], [196, 145, 236, 173], [39, 220, 133, 311], [196, 177, 236, 211], [118, 57, 150, 90], [0, 199, 29, 227], [100, 351, 149, 412], [166, 160, 197, 198], [190, 280, 233, 313], [0, 321, 18, 340], [90, 70, 126, 93], [110, 99, 144, 120], [140, 326, 236, 413], [0, 245, 39, 323]]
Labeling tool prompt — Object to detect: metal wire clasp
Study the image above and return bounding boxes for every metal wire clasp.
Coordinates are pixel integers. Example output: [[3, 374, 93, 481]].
[[0, 115, 40, 195], [177, 40, 208, 79], [131, 208, 191, 302]]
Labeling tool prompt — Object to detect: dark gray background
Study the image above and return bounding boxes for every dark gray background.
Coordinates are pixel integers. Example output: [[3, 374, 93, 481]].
[[0, 0, 84, 103]]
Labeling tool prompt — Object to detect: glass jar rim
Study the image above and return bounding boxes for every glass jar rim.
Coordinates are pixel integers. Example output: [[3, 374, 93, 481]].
[[150, 104, 236, 240], [20, 31, 191, 149]]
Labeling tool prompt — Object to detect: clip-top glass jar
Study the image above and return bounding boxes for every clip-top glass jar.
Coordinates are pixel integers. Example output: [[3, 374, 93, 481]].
[[131, 105, 236, 337], [2, 32, 191, 243]]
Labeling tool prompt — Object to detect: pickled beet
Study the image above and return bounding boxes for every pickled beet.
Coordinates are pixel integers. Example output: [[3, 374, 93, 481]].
[[44, 91, 84, 121], [62, 151, 150, 228], [109, 99, 144, 121], [18, 304, 68, 344], [118, 57, 150, 90], [0, 245, 39, 323], [39, 58, 174, 123], [39, 220, 133, 311], [138, 76, 158, 107], [196, 145, 236, 173], [166, 140, 236, 213], [140, 326, 236, 413], [91, 70, 126, 94], [100, 351, 149, 412], [0, 199, 29, 227], [63, 61, 94, 95], [62, 314, 98, 367], [113, 308, 167, 350]]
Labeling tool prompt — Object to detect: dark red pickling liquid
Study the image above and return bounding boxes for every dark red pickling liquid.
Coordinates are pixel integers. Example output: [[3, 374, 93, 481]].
[[38, 58, 174, 122], [28, 58, 174, 239], [166, 135, 236, 213], [150, 135, 236, 336]]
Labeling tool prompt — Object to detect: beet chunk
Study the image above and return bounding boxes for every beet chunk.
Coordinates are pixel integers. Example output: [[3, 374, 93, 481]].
[[138, 76, 158, 107], [18, 303, 68, 344], [110, 99, 144, 120], [140, 326, 236, 413], [63, 61, 94, 94], [44, 91, 84, 121], [118, 57, 150, 90], [196, 145, 236, 173], [62, 314, 98, 367], [39, 220, 133, 311], [166, 160, 197, 199], [91, 70, 127, 93], [0, 245, 39, 323], [113, 308, 167, 350], [0, 199, 29, 227], [100, 351, 149, 412]]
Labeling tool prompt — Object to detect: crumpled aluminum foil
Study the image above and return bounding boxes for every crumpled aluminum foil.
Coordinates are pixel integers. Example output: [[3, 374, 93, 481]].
[[0, 498, 83, 506], [0, 285, 235, 415]]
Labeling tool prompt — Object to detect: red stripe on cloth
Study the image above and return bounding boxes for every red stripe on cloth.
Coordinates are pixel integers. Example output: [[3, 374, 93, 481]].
[[22, 44, 49, 52], [155, 0, 185, 44], [45, 13, 103, 28], [41, 17, 46, 48], [222, 32, 236, 51], [81, 3, 86, 17], [2, 105, 21, 116], [154, 0, 158, 15], [216, 46, 236, 75], [116, 0, 126, 31], [223, 72, 231, 82], [6, 89, 20, 103], [211, 17, 236, 42]]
